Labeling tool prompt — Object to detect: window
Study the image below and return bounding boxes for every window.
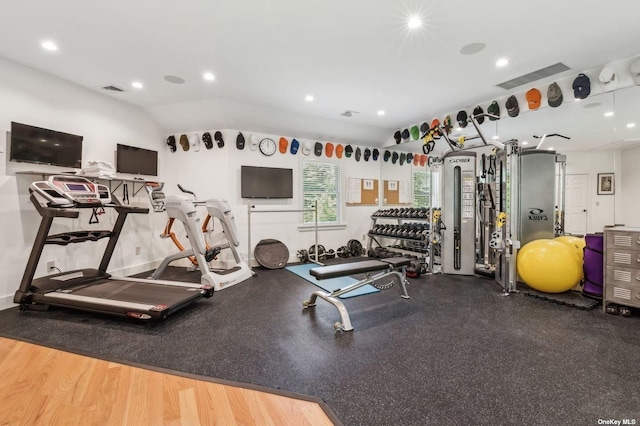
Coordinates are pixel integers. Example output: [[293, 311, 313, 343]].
[[302, 161, 341, 224]]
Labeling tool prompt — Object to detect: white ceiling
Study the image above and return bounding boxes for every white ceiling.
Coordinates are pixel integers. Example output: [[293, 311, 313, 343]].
[[2, 0, 640, 149]]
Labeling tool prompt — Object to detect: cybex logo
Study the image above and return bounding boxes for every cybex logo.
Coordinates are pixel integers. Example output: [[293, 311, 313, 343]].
[[527, 207, 548, 221], [448, 158, 471, 163]]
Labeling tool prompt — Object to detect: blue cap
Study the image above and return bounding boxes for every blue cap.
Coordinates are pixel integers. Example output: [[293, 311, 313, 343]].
[[290, 138, 299, 154]]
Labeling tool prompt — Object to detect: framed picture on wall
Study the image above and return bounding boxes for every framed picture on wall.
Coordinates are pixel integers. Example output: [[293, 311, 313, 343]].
[[597, 173, 614, 195]]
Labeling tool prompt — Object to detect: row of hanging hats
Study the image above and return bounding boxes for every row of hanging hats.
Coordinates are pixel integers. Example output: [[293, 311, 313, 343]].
[[394, 58, 640, 143], [165, 131, 427, 166]]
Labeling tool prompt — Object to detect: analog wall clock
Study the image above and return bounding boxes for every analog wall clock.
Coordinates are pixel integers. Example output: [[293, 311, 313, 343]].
[[259, 138, 277, 156]]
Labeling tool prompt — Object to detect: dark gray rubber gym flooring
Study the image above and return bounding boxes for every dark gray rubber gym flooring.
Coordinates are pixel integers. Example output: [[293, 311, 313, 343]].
[[1, 263, 639, 425]]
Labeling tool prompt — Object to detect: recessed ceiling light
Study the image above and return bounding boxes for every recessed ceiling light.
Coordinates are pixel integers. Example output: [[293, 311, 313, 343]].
[[496, 58, 508, 67], [460, 43, 486, 55], [522, 141, 529, 145], [407, 16, 422, 29], [627, 123, 636, 128], [203, 72, 215, 81], [604, 111, 614, 117], [131, 81, 143, 89], [305, 95, 314, 102], [455, 127, 462, 132], [377, 110, 385, 116], [41, 40, 58, 51], [492, 135, 499, 140], [548, 147, 554, 151]]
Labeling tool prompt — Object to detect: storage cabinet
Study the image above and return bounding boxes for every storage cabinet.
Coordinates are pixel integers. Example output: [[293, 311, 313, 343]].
[[604, 227, 640, 311]]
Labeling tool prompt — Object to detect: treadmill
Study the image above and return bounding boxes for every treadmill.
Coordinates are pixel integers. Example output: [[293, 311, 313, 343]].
[[14, 175, 214, 321]]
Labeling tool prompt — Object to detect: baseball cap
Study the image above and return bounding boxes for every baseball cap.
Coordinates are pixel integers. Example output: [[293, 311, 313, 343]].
[[279, 137, 288, 154], [392, 152, 399, 164], [394, 130, 402, 144], [443, 115, 452, 134], [402, 129, 410, 141], [419, 154, 427, 166], [189, 133, 201, 152], [599, 67, 617, 92], [487, 101, 500, 120], [314, 142, 323, 156], [355, 147, 362, 161], [410, 125, 420, 140], [364, 148, 371, 161], [372, 148, 379, 161], [345, 145, 353, 158], [406, 153, 414, 164], [384, 150, 391, 162], [548, 82, 563, 108], [526, 88, 542, 110], [290, 138, 300, 154], [202, 132, 213, 149], [473, 106, 484, 124], [413, 153, 420, 166], [335, 144, 344, 158], [249, 134, 259, 151], [457, 110, 468, 128], [399, 153, 406, 165], [420, 122, 429, 136], [167, 135, 177, 153], [572, 73, 591, 99], [631, 58, 640, 85], [325, 142, 334, 157], [236, 132, 245, 150], [180, 134, 189, 151], [302, 140, 312, 155], [214, 131, 224, 148], [505, 95, 519, 118]]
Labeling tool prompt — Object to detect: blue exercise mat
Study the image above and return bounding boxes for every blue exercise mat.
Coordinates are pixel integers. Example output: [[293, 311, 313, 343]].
[[285, 263, 379, 299]]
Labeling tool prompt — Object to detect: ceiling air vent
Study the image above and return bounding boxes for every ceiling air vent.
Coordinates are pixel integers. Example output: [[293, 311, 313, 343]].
[[497, 63, 571, 90], [101, 85, 124, 92], [341, 110, 360, 117]]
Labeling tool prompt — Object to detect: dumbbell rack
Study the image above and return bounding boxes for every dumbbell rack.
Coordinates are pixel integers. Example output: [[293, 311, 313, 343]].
[[366, 214, 430, 260]]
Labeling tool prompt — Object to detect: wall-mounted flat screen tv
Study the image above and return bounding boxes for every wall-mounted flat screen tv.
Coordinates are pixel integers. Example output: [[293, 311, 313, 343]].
[[241, 166, 293, 199], [10, 122, 83, 168], [116, 144, 158, 176]]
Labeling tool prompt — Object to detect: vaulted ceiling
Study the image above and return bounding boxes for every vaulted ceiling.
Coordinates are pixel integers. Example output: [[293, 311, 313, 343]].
[[2, 0, 640, 150]]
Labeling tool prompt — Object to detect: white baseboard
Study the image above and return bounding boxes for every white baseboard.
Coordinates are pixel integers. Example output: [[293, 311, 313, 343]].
[[0, 294, 16, 311]]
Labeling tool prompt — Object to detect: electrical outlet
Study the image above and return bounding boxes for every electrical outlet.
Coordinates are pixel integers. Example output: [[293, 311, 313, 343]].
[[47, 261, 56, 272], [135, 246, 141, 255]]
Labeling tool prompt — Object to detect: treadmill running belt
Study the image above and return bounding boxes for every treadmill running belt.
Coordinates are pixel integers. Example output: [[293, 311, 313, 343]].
[[67, 279, 201, 306]]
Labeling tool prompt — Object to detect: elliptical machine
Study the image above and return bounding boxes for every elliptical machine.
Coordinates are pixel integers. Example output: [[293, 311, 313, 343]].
[[146, 183, 252, 291]]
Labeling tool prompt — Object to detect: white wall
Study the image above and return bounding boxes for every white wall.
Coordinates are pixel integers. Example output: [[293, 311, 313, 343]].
[[564, 150, 616, 232], [158, 132, 385, 266], [619, 145, 640, 227], [0, 57, 166, 310], [0, 55, 401, 312]]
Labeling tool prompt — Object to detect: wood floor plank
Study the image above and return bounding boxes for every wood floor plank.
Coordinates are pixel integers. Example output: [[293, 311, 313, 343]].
[[0, 337, 336, 425]]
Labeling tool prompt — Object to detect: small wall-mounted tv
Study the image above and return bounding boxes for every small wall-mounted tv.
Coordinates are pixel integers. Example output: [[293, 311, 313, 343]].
[[10, 122, 83, 168], [116, 144, 158, 176], [241, 166, 293, 199]]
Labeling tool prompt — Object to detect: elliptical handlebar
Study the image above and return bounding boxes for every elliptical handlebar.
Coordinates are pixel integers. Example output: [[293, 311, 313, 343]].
[[177, 184, 197, 200]]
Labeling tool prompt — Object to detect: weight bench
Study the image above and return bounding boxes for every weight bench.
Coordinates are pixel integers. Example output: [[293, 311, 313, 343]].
[[302, 257, 411, 332]]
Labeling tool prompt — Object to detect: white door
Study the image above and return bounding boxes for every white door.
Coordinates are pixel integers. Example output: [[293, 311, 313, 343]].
[[564, 174, 588, 236]]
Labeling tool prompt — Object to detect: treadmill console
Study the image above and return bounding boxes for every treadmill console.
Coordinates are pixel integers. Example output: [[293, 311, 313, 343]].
[[31, 176, 107, 207]]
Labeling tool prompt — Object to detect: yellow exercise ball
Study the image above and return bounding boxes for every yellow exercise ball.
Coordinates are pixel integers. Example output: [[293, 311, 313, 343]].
[[554, 236, 586, 260], [517, 239, 583, 293], [554, 235, 586, 281]]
